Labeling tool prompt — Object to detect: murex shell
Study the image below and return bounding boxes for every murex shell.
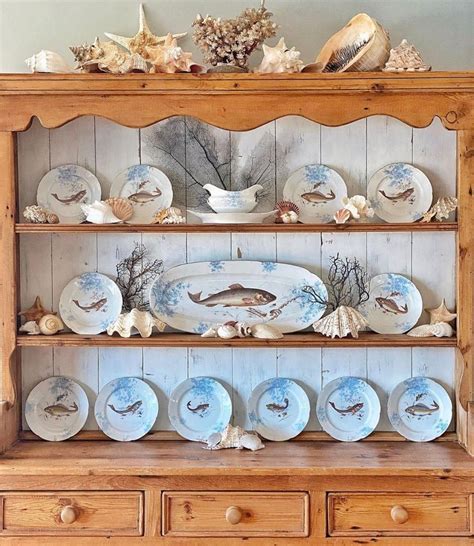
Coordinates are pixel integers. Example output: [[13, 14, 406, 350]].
[[105, 198, 134, 222], [107, 309, 166, 338], [25, 50, 72, 73], [81, 201, 121, 224], [313, 306, 368, 339], [407, 322, 454, 338], [383, 39, 431, 72]]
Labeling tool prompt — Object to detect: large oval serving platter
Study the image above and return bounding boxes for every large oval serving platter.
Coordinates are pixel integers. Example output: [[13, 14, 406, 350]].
[[149, 261, 328, 333]]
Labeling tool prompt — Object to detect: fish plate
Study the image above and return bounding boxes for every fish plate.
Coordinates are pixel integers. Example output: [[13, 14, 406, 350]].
[[149, 260, 328, 333], [388, 377, 452, 442]]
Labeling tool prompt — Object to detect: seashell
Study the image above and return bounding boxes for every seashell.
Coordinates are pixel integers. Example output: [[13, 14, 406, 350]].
[[313, 306, 368, 339], [303, 13, 390, 73], [146, 34, 206, 73], [256, 38, 303, 74], [19, 296, 54, 323], [201, 327, 218, 338], [107, 309, 166, 338], [23, 205, 59, 224], [152, 207, 186, 225], [421, 196, 457, 223], [240, 433, 265, 451], [383, 39, 431, 72], [25, 50, 73, 73], [426, 299, 457, 325], [275, 201, 299, 224], [250, 323, 283, 339], [105, 198, 134, 222], [38, 314, 64, 336], [216, 324, 239, 339], [81, 201, 121, 224], [233, 322, 252, 338], [204, 424, 264, 451], [342, 195, 374, 219], [334, 208, 351, 224], [19, 321, 40, 335], [407, 322, 454, 338]]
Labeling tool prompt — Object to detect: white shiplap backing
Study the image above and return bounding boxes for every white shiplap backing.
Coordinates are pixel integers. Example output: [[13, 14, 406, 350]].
[[18, 116, 456, 432]]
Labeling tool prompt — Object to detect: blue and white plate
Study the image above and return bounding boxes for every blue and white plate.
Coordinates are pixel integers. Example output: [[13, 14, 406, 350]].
[[59, 272, 123, 335], [37, 164, 101, 224], [25, 377, 89, 441], [95, 377, 158, 441], [317, 377, 380, 442], [368, 163, 432, 223], [169, 377, 232, 442], [358, 273, 423, 334], [110, 165, 173, 224], [388, 377, 452, 442], [248, 378, 310, 441]]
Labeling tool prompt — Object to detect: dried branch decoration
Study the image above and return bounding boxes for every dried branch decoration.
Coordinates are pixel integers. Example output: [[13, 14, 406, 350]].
[[325, 253, 369, 311], [192, 0, 278, 68], [115, 243, 163, 312]]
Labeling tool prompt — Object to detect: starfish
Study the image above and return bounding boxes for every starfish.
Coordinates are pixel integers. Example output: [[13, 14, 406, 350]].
[[18, 296, 54, 323], [426, 298, 457, 324], [104, 3, 187, 60]]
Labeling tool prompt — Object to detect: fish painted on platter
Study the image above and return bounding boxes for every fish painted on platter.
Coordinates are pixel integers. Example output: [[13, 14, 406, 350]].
[[73, 297, 108, 312], [51, 189, 87, 204], [375, 297, 408, 315], [186, 401, 210, 416], [108, 400, 143, 416], [329, 401, 364, 416], [266, 398, 289, 414], [44, 401, 79, 416], [405, 398, 439, 417], [301, 189, 336, 203], [128, 187, 162, 203], [188, 284, 277, 308], [379, 187, 415, 202]]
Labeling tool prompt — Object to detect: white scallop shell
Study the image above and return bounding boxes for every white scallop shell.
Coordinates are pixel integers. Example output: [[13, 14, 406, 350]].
[[407, 322, 454, 338], [38, 314, 64, 336], [19, 321, 40, 335], [250, 323, 283, 339], [81, 201, 121, 224], [313, 306, 368, 339], [106, 309, 166, 338], [25, 50, 73, 73]]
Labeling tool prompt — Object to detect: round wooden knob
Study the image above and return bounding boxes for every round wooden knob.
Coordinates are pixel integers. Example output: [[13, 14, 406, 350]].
[[225, 506, 243, 525], [60, 505, 77, 524], [391, 505, 409, 524]]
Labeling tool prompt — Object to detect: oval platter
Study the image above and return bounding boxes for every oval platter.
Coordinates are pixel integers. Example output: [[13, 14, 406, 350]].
[[149, 261, 328, 333]]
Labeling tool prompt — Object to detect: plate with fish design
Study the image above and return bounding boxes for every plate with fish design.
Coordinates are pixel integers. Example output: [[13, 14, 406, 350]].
[[283, 164, 347, 224], [37, 164, 102, 224], [25, 377, 89, 441], [110, 165, 173, 224], [388, 377, 452, 442], [168, 377, 232, 442], [95, 377, 159, 441], [149, 261, 328, 334], [317, 377, 380, 442], [358, 273, 423, 334], [59, 272, 123, 335], [368, 163, 432, 223], [248, 378, 310, 441]]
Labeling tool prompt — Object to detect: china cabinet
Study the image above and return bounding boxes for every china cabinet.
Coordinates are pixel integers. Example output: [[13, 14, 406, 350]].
[[0, 72, 472, 543]]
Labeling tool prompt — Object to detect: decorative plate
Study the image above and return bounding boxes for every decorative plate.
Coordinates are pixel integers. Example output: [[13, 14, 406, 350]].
[[283, 164, 348, 224], [168, 377, 232, 442], [188, 210, 276, 224], [368, 163, 433, 223], [95, 377, 159, 441], [317, 377, 380, 442], [59, 272, 123, 335], [388, 377, 452, 442], [37, 164, 101, 224], [110, 165, 173, 224], [248, 378, 310, 441], [25, 377, 89, 441], [149, 261, 328, 334], [358, 273, 423, 334]]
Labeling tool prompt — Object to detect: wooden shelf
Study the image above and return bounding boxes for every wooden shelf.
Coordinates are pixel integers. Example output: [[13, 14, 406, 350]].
[[16, 332, 458, 348], [16, 222, 458, 234]]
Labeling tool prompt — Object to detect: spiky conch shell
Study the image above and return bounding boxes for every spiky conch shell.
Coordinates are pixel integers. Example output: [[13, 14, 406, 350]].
[[313, 306, 368, 339], [383, 39, 431, 72], [303, 13, 390, 73], [25, 50, 72, 73], [38, 314, 64, 336], [70, 39, 148, 74], [105, 198, 134, 222], [146, 34, 206, 74], [107, 309, 166, 338], [407, 322, 454, 338], [23, 205, 59, 224], [255, 38, 303, 74]]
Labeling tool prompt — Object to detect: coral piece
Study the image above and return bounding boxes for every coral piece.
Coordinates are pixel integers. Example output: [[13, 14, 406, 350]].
[[426, 299, 457, 325], [105, 198, 134, 222], [25, 50, 72, 73], [250, 323, 283, 339], [23, 205, 59, 224], [407, 322, 454, 338], [19, 321, 40, 335], [152, 207, 186, 225], [275, 201, 299, 224], [313, 305, 368, 339], [322, 253, 368, 311], [204, 424, 265, 451], [334, 208, 351, 224], [256, 37, 303, 73], [192, 0, 278, 69], [38, 314, 64, 336], [107, 309, 166, 337], [383, 39, 431, 72], [81, 201, 121, 224], [146, 34, 205, 73], [19, 296, 54, 323], [341, 195, 374, 220], [421, 196, 457, 222]]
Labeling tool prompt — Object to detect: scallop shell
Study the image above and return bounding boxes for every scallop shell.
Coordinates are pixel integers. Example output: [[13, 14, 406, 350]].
[[23, 205, 59, 224], [383, 39, 431, 72], [303, 13, 390, 73], [105, 198, 133, 222], [313, 306, 368, 339], [25, 50, 72, 73], [81, 201, 121, 224], [334, 208, 351, 224], [107, 309, 166, 338], [19, 321, 40, 335], [38, 314, 64, 336], [250, 323, 283, 339], [407, 322, 454, 338]]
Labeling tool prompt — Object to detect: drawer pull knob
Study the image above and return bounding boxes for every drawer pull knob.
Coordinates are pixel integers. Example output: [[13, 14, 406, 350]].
[[225, 506, 243, 525], [391, 505, 409, 524], [60, 505, 77, 525]]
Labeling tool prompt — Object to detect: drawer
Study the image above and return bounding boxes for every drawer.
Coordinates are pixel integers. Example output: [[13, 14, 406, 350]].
[[162, 491, 309, 537], [328, 493, 470, 536], [0, 491, 143, 536]]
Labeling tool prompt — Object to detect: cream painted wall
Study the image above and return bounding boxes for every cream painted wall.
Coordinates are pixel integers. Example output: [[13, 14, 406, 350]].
[[0, 0, 473, 72]]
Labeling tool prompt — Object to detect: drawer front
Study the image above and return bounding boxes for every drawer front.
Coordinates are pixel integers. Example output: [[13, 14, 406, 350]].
[[162, 491, 309, 537], [329, 493, 470, 536], [0, 491, 143, 536]]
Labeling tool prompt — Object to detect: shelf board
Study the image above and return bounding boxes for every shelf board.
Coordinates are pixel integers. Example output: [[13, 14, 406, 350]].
[[16, 332, 458, 348], [15, 222, 458, 234]]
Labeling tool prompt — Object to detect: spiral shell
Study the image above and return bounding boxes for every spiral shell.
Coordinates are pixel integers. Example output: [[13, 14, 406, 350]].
[[105, 198, 133, 222], [38, 314, 64, 336]]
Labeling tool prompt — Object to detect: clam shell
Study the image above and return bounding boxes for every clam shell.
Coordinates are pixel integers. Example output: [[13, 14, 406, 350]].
[[107, 309, 166, 338], [240, 433, 265, 451], [38, 314, 64, 336], [105, 198, 133, 222], [217, 324, 239, 339], [407, 322, 454, 338], [250, 323, 283, 339], [81, 201, 121, 224], [25, 50, 72, 73], [313, 306, 368, 338]]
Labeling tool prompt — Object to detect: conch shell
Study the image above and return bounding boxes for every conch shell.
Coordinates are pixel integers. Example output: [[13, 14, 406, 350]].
[[81, 201, 121, 224], [146, 34, 205, 73], [313, 306, 368, 339], [421, 196, 457, 222], [303, 13, 390, 73], [256, 38, 303, 74], [38, 314, 64, 336], [407, 322, 454, 338], [383, 39, 431, 72], [25, 50, 73, 73], [105, 198, 133, 222], [70, 38, 148, 73], [107, 309, 166, 338], [23, 205, 59, 224], [204, 424, 265, 451]]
